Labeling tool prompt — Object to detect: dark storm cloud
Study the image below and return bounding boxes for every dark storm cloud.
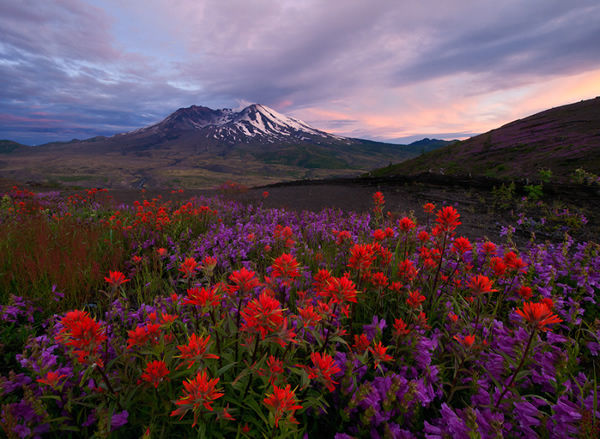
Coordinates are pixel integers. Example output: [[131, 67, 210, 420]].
[[1, 0, 600, 145]]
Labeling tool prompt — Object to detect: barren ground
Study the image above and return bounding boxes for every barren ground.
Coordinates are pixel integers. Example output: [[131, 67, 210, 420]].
[[102, 176, 600, 250]]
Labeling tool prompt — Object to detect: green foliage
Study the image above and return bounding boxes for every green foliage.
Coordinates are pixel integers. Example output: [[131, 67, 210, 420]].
[[491, 181, 516, 209], [571, 168, 599, 185], [538, 168, 552, 183], [524, 184, 544, 201]]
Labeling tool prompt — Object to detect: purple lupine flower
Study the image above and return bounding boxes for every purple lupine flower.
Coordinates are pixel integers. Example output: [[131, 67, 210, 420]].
[[513, 401, 542, 439], [548, 395, 582, 437], [364, 315, 386, 341], [0, 373, 32, 394], [12, 424, 31, 438], [111, 410, 129, 430], [386, 422, 418, 439]]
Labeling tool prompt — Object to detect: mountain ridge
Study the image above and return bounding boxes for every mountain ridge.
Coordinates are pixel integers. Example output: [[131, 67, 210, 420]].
[[0, 104, 449, 189]]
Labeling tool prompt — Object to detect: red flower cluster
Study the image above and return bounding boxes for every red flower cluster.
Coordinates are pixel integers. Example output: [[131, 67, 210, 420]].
[[104, 271, 129, 288], [271, 253, 301, 281], [57, 310, 107, 366], [373, 191, 385, 215], [179, 257, 198, 279], [321, 275, 359, 308], [368, 341, 393, 369], [171, 370, 224, 426], [516, 301, 563, 332], [454, 334, 476, 349], [127, 323, 162, 349], [348, 243, 376, 272], [467, 274, 498, 296], [406, 290, 426, 309], [297, 352, 341, 392], [397, 259, 418, 284], [37, 371, 67, 389], [184, 286, 222, 308], [451, 236, 472, 255], [393, 318, 410, 337], [176, 333, 219, 370], [263, 384, 303, 428], [423, 202, 436, 214], [228, 267, 261, 296], [141, 360, 170, 388], [240, 292, 287, 341], [436, 206, 461, 232], [398, 217, 416, 233]]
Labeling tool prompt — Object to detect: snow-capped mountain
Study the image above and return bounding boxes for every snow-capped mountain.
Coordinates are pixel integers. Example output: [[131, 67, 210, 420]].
[[127, 103, 347, 145], [8, 102, 448, 189]]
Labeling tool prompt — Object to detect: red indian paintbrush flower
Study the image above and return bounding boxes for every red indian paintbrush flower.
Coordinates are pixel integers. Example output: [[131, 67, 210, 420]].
[[393, 318, 410, 337], [171, 370, 224, 426], [467, 274, 498, 296], [179, 257, 198, 279], [141, 360, 170, 388], [507, 256, 528, 274], [228, 267, 261, 296], [481, 241, 497, 255], [263, 384, 303, 428], [321, 275, 359, 307], [184, 286, 222, 308], [398, 217, 416, 233], [37, 371, 67, 389], [127, 325, 151, 349], [298, 305, 322, 327], [353, 333, 370, 352], [372, 191, 385, 216], [516, 301, 563, 332], [372, 229, 386, 241], [347, 243, 376, 272], [176, 333, 219, 370], [312, 269, 332, 291], [436, 206, 461, 232], [451, 236, 472, 255], [423, 202, 436, 214], [271, 253, 301, 280], [369, 341, 394, 369], [397, 259, 418, 283], [104, 271, 129, 288], [297, 352, 341, 392], [57, 310, 107, 365], [454, 334, 476, 349], [406, 290, 426, 309], [258, 355, 285, 385], [126, 323, 162, 349], [490, 257, 507, 277], [370, 272, 389, 289], [240, 291, 285, 340], [518, 286, 533, 300]]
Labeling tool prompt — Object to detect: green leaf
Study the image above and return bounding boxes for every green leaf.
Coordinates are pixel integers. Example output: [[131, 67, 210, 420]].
[[244, 396, 269, 425], [515, 369, 531, 382], [216, 360, 238, 377]]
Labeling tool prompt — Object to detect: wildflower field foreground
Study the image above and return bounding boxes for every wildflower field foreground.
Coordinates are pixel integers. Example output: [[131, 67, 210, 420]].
[[0, 186, 599, 438]]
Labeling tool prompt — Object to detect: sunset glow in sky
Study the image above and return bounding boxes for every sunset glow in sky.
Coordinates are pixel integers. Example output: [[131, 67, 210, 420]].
[[1, 0, 599, 145]]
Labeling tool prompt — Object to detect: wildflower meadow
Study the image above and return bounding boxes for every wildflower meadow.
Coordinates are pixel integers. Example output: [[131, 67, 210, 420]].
[[0, 186, 599, 438]]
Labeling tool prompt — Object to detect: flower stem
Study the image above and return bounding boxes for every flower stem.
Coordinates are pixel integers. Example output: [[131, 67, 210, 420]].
[[494, 328, 536, 410]]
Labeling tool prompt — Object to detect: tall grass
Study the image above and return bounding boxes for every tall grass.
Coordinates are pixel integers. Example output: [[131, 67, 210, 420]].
[[0, 212, 126, 311]]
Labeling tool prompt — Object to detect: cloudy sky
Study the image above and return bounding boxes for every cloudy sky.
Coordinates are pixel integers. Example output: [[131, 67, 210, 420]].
[[1, 0, 599, 145]]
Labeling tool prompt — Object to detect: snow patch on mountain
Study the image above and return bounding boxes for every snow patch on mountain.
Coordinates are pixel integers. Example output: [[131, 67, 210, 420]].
[[124, 103, 347, 144]]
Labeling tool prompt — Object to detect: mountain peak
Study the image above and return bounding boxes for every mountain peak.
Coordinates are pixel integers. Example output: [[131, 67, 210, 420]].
[[129, 103, 346, 145]]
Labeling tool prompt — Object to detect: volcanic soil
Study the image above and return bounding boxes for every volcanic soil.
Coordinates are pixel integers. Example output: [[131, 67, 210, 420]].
[[102, 175, 600, 250]]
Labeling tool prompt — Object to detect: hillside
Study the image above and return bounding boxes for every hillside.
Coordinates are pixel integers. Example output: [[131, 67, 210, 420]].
[[369, 97, 600, 182]]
